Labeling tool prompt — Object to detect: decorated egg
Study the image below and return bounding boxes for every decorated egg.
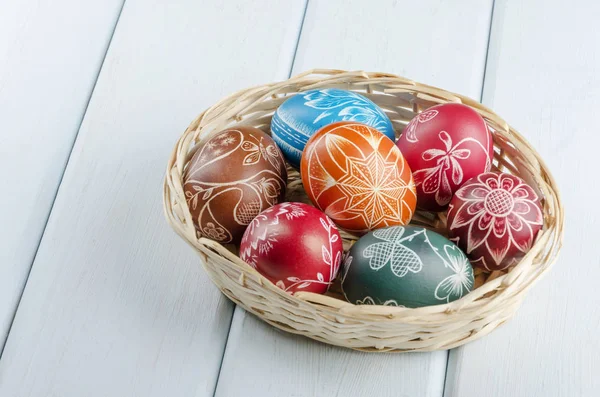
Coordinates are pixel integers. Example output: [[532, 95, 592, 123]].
[[301, 121, 416, 234], [341, 226, 474, 308], [183, 126, 287, 244], [396, 103, 494, 211], [447, 172, 543, 271], [239, 202, 343, 294], [271, 88, 395, 168]]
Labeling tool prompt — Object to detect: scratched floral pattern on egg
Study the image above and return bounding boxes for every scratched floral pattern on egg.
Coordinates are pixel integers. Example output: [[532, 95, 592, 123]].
[[341, 226, 474, 308], [271, 88, 396, 168], [240, 202, 343, 294], [301, 122, 416, 234], [183, 127, 287, 244], [447, 172, 544, 271], [397, 103, 493, 211], [403, 109, 439, 142]]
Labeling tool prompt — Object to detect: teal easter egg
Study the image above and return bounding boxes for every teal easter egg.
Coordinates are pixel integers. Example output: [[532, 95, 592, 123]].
[[341, 226, 474, 308], [270, 88, 395, 168]]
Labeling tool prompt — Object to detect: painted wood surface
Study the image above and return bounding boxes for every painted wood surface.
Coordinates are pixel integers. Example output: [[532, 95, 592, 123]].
[[1, 0, 594, 395], [444, 0, 599, 396], [215, 1, 493, 396], [0, 0, 123, 348], [0, 1, 306, 396], [292, 0, 493, 98]]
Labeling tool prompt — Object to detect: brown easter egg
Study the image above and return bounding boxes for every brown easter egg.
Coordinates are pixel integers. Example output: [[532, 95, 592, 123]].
[[183, 127, 287, 244]]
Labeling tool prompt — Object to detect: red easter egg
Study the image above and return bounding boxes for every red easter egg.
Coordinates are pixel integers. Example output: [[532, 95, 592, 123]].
[[239, 202, 343, 294], [447, 172, 543, 271], [396, 103, 493, 211], [301, 121, 416, 234]]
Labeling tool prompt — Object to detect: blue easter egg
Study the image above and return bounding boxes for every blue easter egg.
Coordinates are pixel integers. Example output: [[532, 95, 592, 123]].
[[270, 88, 395, 168]]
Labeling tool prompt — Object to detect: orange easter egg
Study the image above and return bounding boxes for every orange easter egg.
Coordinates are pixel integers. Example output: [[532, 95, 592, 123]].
[[301, 122, 416, 234]]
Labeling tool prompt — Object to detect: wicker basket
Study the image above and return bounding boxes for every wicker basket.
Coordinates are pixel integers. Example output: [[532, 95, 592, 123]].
[[163, 69, 563, 352]]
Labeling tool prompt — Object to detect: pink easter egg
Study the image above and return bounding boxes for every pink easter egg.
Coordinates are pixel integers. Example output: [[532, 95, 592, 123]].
[[396, 103, 493, 211]]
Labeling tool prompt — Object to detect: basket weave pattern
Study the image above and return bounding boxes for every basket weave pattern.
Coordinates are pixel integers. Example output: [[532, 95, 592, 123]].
[[163, 70, 563, 352]]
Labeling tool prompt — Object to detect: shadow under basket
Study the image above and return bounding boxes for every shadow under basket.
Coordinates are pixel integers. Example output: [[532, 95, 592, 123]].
[[163, 69, 563, 352]]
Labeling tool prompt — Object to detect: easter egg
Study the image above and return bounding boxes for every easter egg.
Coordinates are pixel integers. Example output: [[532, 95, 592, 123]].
[[396, 103, 494, 211], [447, 172, 543, 271], [341, 226, 474, 308], [301, 122, 416, 234], [271, 88, 395, 168], [183, 126, 287, 244], [239, 202, 343, 294]]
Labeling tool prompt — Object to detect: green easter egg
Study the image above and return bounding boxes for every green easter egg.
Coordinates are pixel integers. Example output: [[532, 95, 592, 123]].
[[341, 226, 474, 308]]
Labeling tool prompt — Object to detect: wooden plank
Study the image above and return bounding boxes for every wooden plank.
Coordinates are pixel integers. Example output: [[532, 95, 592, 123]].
[[0, 0, 123, 348], [215, 1, 494, 396], [292, 0, 493, 97], [0, 1, 306, 396], [445, 1, 600, 396], [217, 310, 447, 397]]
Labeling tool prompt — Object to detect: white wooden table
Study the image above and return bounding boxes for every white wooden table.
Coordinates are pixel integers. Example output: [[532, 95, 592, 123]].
[[0, 0, 596, 396]]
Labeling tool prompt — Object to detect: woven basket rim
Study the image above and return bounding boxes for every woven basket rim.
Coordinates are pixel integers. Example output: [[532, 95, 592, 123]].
[[162, 69, 564, 350]]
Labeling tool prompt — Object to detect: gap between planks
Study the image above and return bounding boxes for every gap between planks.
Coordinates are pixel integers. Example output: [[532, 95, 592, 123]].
[[442, 1, 497, 396], [0, 0, 127, 358], [209, 1, 310, 395]]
